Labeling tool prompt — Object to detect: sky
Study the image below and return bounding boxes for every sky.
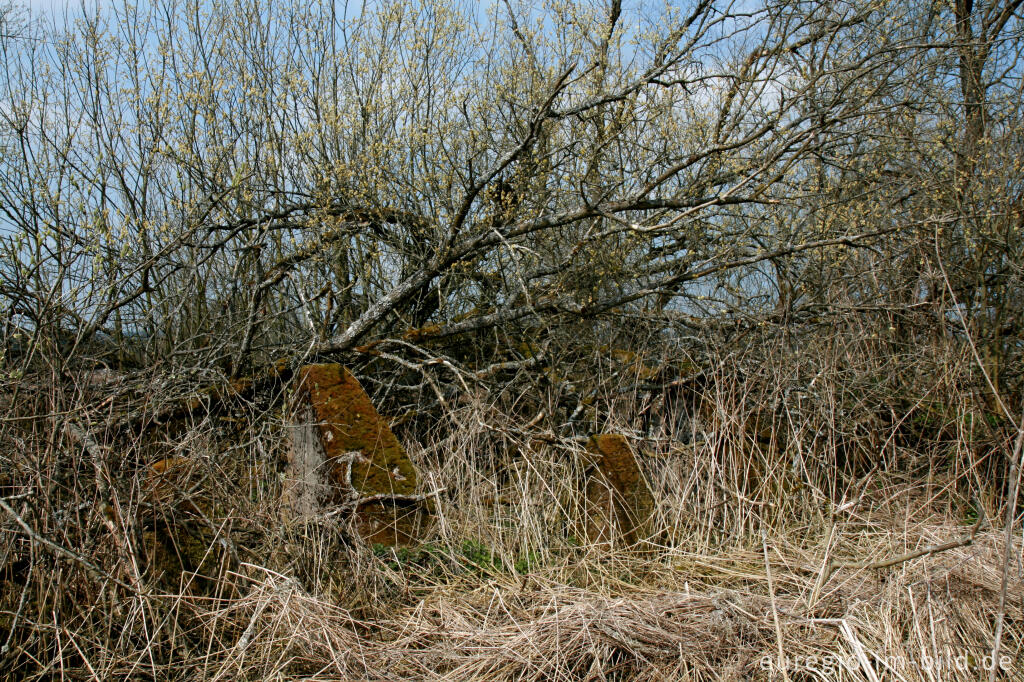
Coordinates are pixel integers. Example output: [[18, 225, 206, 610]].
[[18, 0, 60, 8], [19, 0, 84, 15], [12, 0, 418, 31], [12, 0, 97, 29]]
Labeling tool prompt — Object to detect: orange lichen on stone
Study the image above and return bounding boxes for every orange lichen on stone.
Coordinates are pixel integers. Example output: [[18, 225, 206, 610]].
[[355, 499, 431, 546], [145, 456, 189, 505], [271, 357, 291, 376], [402, 323, 442, 343], [584, 434, 654, 547], [228, 377, 253, 395], [287, 364, 432, 546], [144, 456, 205, 515], [294, 364, 418, 497], [148, 456, 189, 476]]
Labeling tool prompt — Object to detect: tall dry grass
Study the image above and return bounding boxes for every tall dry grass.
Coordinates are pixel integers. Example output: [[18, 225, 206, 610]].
[[0, 324, 1020, 680]]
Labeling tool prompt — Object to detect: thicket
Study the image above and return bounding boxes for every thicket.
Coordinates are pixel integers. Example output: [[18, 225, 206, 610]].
[[0, 0, 1022, 679]]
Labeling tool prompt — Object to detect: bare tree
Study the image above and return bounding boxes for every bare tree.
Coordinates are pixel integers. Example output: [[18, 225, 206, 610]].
[[0, 0, 1019, 433]]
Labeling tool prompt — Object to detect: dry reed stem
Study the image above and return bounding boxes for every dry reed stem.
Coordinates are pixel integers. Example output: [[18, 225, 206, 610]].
[[2, 349, 1021, 680]]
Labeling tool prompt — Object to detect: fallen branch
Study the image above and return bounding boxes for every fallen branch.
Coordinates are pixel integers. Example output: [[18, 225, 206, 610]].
[[321, 450, 442, 522], [819, 498, 986, 585], [0, 497, 135, 592]]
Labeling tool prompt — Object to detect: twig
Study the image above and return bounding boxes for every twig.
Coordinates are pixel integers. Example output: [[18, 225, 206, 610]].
[[808, 522, 837, 608], [321, 450, 442, 521], [348, 489, 444, 510], [838, 620, 881, 682], [65, 422, 108, 498], [933, 230, 1022, 680], [762, 529, 790, 682], [474, 352, 546, 379], [65, 421, 144, 590], [0, 504, 32, 658], [0, 497, 134, 591], [990, 403, 1024, 682], [819, 499, 985, 585]]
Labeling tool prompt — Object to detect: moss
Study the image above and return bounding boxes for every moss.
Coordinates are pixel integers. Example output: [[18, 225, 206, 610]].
[[141, 457, 233, 590], [140, 523, 225, 593], [295, 364, 417, 496], [585, 434, 655, 547], [355, 498, 432, 547]]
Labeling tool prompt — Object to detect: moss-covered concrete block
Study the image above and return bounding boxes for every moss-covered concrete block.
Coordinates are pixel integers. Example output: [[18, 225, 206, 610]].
[[584, 434, 654, 547], [286, 364, 430, 545], [293, 364, 417, 495]]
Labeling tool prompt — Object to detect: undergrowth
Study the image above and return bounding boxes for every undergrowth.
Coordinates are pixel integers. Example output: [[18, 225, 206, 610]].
[[0, 330, 1021, 681]]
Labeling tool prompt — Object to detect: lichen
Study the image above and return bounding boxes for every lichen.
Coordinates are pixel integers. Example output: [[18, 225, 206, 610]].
[[585, 434, 654, 546], [141, 524, 224, 592], [355, 498, 431, 547], [295, 364, 417, 497]]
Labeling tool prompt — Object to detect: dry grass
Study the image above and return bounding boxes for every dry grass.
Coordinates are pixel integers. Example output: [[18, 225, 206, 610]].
[[1, 335, 1021, 681], [148, 496, 1022, 681]]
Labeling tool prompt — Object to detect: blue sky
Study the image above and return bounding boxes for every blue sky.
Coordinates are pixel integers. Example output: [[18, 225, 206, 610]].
[[13, 0, 432, 31], [15, 0, 98, 26], [20, 0, 81, 14]]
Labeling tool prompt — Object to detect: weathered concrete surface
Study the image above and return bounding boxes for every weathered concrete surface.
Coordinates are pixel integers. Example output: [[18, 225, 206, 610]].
[[282, 403, 330, 517], [584, 434, 654, 547], [140, 456, 226, 590], [286, 364, 430, 545]]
